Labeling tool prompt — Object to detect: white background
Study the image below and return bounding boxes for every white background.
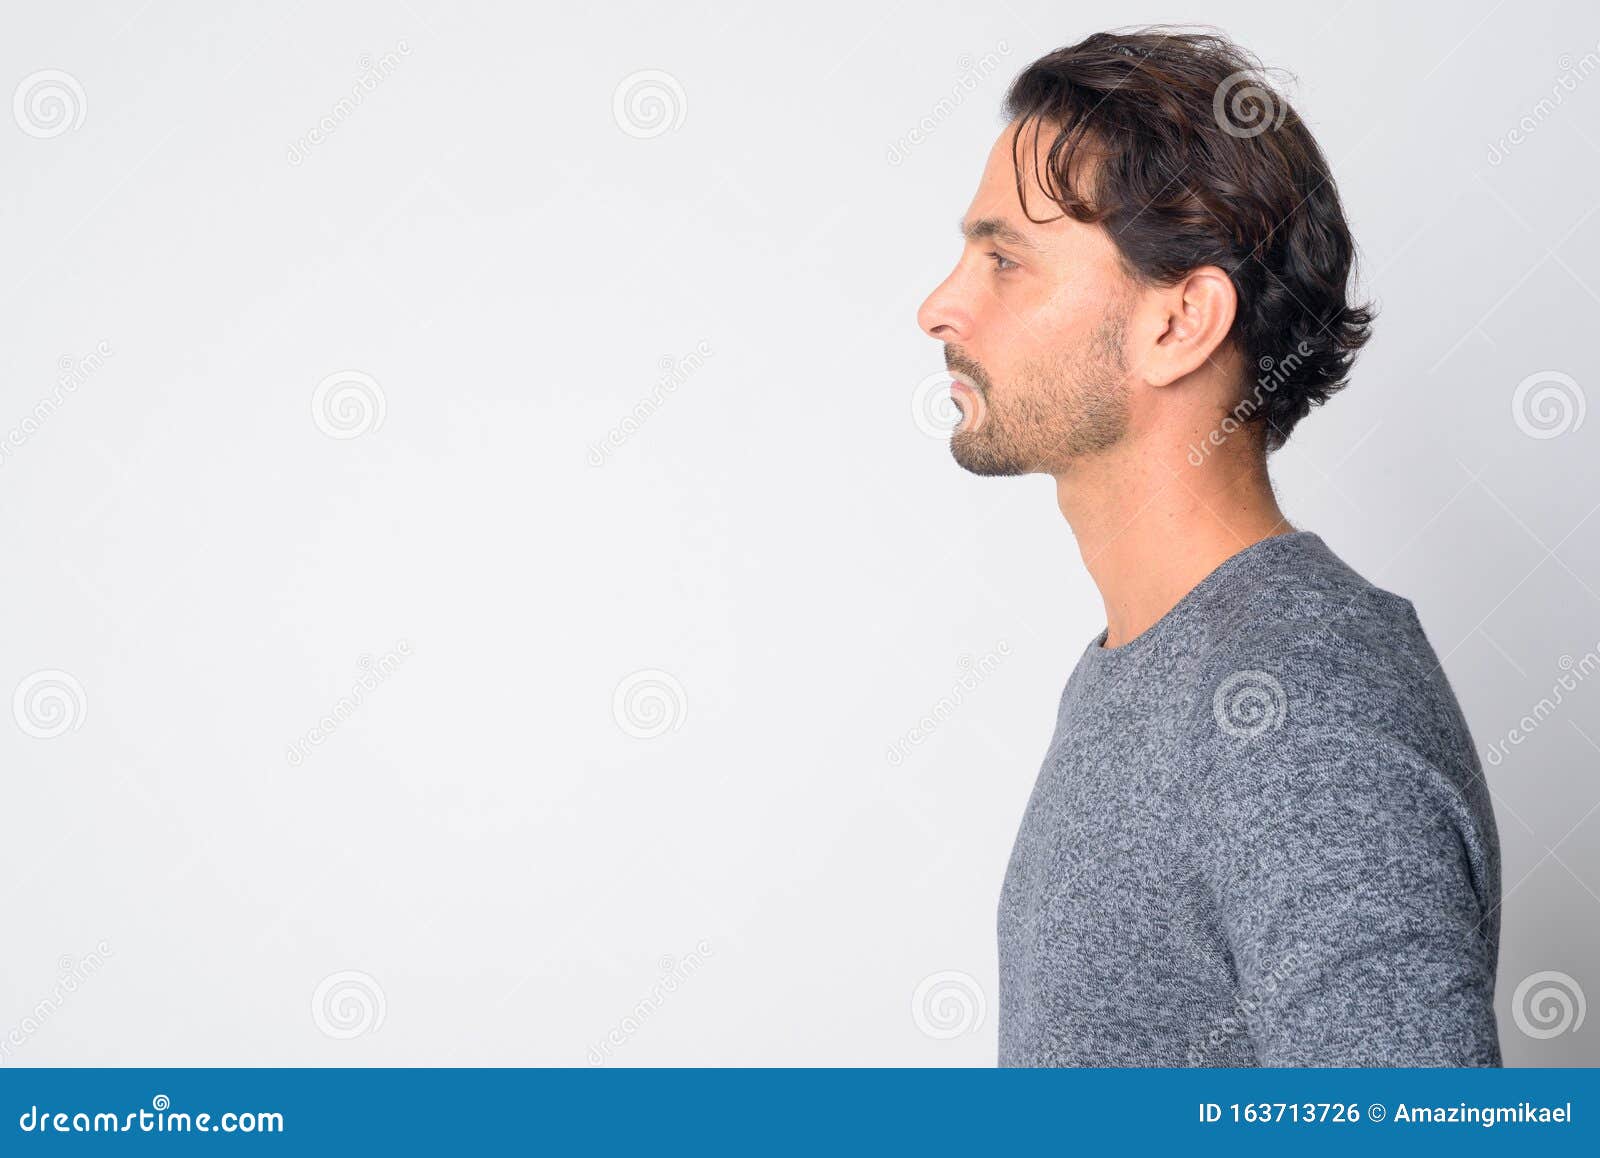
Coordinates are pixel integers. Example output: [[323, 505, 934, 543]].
[[1, 0, 1597, 1066]]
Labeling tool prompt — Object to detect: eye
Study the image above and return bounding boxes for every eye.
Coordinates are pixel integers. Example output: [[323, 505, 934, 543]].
[[987, 251, 1019, 273]]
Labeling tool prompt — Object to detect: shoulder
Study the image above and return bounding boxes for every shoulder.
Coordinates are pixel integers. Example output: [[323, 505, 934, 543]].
[[1199, 584, 1433, 747], [1176, 577, 1487, 852]]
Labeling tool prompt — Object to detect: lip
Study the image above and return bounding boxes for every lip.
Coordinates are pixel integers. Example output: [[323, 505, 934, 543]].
[[946, 373, 986, 432]]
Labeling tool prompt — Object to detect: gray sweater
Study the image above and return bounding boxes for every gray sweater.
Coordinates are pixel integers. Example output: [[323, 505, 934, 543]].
[[997, 530, 1502, 1066]]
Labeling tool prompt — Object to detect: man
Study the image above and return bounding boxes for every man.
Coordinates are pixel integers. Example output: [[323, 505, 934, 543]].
[[917, 28, 1502, 1066]]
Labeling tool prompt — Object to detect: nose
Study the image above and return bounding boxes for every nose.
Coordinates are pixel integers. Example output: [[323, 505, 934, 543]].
[[918, 268, 970, 343]]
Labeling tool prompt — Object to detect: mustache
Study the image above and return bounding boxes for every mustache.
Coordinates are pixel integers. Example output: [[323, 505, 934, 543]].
[[944, 350, 988, 391]]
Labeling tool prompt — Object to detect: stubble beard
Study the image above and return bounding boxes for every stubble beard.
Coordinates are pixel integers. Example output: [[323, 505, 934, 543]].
[[949, 304, 1132, 477]]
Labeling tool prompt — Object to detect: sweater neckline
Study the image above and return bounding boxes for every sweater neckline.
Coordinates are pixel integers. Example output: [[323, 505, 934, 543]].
[[1080, 530, 1324, 670]]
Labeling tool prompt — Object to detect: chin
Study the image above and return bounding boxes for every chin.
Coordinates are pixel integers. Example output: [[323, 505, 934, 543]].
[[950, 433, 1031, 477]]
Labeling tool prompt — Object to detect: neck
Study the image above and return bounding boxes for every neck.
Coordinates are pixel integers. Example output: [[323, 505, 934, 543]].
[[1055, 431, 1292, 648]]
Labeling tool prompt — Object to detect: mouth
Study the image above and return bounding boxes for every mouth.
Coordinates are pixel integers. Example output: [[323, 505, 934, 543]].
[[948, 374, 982, 431]]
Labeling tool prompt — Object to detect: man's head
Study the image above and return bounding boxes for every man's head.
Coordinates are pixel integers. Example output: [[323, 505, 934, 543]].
[[918, 28, 1373, 476]]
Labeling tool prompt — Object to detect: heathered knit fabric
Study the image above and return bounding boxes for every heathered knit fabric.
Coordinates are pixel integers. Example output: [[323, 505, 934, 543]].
[[997, 530, 1502, 1066]]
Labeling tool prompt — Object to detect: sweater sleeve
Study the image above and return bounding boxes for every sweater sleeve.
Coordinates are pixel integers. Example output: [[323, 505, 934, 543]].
[[1189, 666, 1502, 1066]]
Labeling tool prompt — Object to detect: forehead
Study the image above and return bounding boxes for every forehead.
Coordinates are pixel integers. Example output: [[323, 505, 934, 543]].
[[958, 119, 1118, 270], [962, 120, 1050, 230]]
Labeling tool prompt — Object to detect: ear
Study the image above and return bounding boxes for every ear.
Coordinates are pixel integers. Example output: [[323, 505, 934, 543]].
[[1142, 265, 1237, 388]]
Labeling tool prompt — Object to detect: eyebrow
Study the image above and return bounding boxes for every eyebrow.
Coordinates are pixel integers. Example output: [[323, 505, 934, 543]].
[[958, 216, 1041, 252]]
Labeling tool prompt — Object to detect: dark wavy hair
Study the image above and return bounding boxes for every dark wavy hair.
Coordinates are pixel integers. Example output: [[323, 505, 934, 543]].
[[1002, 27, 1374, 452]]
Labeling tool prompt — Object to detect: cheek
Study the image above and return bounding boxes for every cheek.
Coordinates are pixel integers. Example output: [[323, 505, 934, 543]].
[[1006, 290, 1080, 357], [973, 307, 1038, 368], [973, 287, 1076, 385]]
